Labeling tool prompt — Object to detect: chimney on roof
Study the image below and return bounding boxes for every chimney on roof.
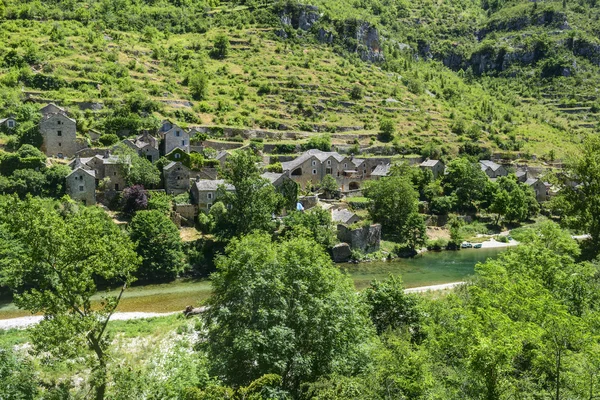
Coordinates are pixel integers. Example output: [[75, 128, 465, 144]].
[[103, 150, 109, 159], [196, 175, 200, 182]]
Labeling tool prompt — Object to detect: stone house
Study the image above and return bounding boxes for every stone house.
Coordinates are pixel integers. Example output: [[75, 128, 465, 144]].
[[123, 131, 160, 163], [525, 178, 548, 202], [40, 110, 79, 158], [331, 208, 360, 225], [280, 149, 366, 191], [216, 151, 230, 169], [164, 161, 191, 195], [191, 178, 235, 212], [0, 116, 16, 130], [40, 103, 67, 116], [165, 148, 190, 164], [66, 166, 96, 205], [161, 124, 190, 155], [419, 159, 445, 178], [69, 153, 130, 191], [371, 163, 390, 179], [479, 160, 508, 179]]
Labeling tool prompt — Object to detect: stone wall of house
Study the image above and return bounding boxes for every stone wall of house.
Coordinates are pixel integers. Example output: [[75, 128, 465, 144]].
[[175, 203, 196, 220], [164, 127, 190, 155], [103, 163, 127, 191], [66, 172, 96, 205], [299, 195, 318, 210], [40, 114, 78, 157], [164, 163, 191, 195], [337, 223, 381, 252]]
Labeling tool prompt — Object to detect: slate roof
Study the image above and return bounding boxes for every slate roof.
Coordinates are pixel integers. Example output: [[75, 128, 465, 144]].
[[420, 159, 442, 168], [261, 172, 285, 184], [525, 178, 541, 186], [68, 166, 96, 178], [164, 161, 189, 171], [194, 179, 234, 191], [331, 208, 358, 224], [479, 160, 503, 171], [371, 163, 391, 177], [516, 170, 527, 178], [216, 151, 229, 160], [281, 149, 347, 171], [42, 112, 76, 124]]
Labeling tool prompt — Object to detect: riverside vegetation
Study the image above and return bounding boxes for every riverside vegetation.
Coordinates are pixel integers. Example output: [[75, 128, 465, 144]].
[[3, 0, 600, 398]]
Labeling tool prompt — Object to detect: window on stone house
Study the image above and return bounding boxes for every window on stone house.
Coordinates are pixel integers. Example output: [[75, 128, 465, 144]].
[[113, 172, 117, 176], [58, 142, 61, 147], [312, 169, 317, 175], [7, 120, 14, 128], [327, 160, 331, 165], [208, 202, 212, 208], [79, 185, 84, 192], [57, 120, 61, 125], [175, 153, 181, 159], [208, 193, 213, 199], [344, 163, 347, 168], [181, 140, 185, 146], [312, 160, 316, 166], [57, 131, 62, 136], [175, 131, 180, 137]]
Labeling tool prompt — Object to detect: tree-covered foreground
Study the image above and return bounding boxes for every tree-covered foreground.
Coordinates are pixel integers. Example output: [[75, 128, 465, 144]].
[[1, 204, 600, 399]]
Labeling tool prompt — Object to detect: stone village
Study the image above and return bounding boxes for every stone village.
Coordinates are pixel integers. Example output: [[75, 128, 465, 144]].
[[8, 103, 553, 260]]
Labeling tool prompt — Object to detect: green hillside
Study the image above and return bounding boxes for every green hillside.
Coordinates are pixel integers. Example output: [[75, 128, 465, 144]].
[[1, 0, 599, 160]]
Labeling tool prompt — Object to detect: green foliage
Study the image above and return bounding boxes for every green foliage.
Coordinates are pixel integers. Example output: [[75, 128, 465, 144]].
[[283, 208, 337, 249], [202, 233, 373, 393], [147, 191, 173, 214], [216, 150, 280, 238], [0, 195, 140, 399], [362, 275, 421, 335], [189, 72, 209, 101], [303, 134, 331, 152], [319, 174, 340, 199], [378, 118, 395, 141], [99, 133, 120, 146], [211, 34, 230, 59], [443, 158, 491, 212], [0, 346, 39, 399], [487, 176, 539, 225], [363, 175, 423, 246], [129, 210, 186, 282]]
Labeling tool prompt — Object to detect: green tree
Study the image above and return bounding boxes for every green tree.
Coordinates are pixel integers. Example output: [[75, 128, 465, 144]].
[[363, 175, 422, 243], [488, 176, 539, 225], [379, 118, 395, 141], [283, 208, 337, 249], [362, 275, 421, 335], [129, 210, 186, 281], [319, 174, 340, 199], [0, 346, 39, 399], [211, 34, 230, 59], [350, 85, 363, 100], [114, 144, 160, 188], [216, 150, 280, 238], [443, 157, 489, 212], [0, 196, 140, 400], [202, 233, 373, 393], [558, 136, 600, 253], [189, 71, 209, 101]]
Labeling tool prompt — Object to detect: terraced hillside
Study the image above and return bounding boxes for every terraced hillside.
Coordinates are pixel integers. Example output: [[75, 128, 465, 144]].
[[0, 0, 598, 160]]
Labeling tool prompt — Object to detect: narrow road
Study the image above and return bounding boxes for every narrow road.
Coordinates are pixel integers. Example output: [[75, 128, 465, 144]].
[[0, 283, 466, 330], [404, 281, 465, 293]]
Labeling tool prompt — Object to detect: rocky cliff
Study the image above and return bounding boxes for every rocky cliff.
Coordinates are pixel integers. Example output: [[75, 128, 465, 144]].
[[275, 3, 385, 62]]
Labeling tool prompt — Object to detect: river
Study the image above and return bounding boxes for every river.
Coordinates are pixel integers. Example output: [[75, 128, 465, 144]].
[[0, 248, 507, 320], [342, 248, 507, 290]]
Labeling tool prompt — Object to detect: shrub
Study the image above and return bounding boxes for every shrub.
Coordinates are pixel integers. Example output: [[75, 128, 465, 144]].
[[99, 133, 119, 146]]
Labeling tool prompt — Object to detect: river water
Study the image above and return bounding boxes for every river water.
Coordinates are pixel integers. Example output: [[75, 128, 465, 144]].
[[341, 248, 507, 290]]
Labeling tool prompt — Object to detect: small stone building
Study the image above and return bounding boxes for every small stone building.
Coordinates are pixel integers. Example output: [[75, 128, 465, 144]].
[[162, 124, 190, 155], [164, 161, 191, 195], [479, 160, 508, 179], [40, 112, 78, 158], [0, 116, 16, 130], [419, 159, 445, 178], [331, 208, 360, 225], [371, 163, 391, 179], [525, 178, 548, 202], [66, 166, 96, 205], [123, 131, 160, 163], [190, 179, 234, 212]]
